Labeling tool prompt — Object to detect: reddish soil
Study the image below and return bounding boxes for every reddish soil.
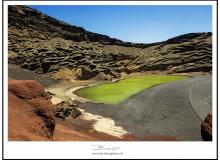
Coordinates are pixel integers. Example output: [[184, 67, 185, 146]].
[[53, 115, 132, 141], [53, 116, 177, 141], [8, 80, 128, 141], [8, 80, 178, 141], [8, 80, 55, 141], [53, 124, 120, 141]]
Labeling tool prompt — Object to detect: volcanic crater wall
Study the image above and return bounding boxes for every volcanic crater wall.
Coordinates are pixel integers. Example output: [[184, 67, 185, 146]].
[[8, 5, 212, 80]]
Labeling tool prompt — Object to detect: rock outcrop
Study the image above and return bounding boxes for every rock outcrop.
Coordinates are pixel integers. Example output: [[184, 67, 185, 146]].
[[8, 80, 141, 141], [54, 101, 81, 120], [8, 5, 212, 81], [201, 113, 212, 141], [8, 80, 55, 141]]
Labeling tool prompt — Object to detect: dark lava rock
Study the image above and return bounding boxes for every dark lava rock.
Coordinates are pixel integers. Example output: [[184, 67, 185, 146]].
[[8, 5, 212, 81], [201, 113, 212, 141], [54, 101, 82, 121], [75, 67, 99, 80]]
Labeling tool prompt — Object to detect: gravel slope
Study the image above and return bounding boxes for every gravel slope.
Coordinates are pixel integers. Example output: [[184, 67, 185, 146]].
[[9, 64, 58, 87]]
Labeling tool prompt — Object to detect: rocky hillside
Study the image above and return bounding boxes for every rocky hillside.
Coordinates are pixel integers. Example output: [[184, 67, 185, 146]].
[[8, 80, 134, 141], [8, 80, 55, 140], [8, 5, 212, 81]]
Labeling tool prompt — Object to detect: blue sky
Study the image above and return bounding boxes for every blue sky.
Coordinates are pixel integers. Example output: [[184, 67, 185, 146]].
[[29, 5, 212, 43]]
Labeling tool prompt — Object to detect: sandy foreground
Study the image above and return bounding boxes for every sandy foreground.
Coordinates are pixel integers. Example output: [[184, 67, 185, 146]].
[[49, 85, 129, 138]]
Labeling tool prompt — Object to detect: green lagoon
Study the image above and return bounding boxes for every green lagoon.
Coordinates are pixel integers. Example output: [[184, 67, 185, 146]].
[[75, 75, 187, 104]]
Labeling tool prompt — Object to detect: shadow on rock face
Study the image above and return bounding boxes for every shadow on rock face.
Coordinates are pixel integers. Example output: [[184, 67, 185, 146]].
[[201, 113, 212, 141]]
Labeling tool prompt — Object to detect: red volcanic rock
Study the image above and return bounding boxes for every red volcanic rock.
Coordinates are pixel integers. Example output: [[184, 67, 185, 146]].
[[8, 80, 45, 99], [201, 113, 212, 141], [8, 80, 55, 141]]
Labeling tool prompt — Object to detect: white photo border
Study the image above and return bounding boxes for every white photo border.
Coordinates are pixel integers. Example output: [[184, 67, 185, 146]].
[[2, 1, 218, 159]]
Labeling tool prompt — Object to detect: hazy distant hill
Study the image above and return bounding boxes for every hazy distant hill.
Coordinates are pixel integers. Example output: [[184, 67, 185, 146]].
[[8, 5, 212, 80]]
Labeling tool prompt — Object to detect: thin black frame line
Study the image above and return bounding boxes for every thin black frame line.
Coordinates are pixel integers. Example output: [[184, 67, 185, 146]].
[[2, 0, 4, 159], [2, 0, 218, 2], [1, 1, 218, 159], [216, 0, 219, 159]]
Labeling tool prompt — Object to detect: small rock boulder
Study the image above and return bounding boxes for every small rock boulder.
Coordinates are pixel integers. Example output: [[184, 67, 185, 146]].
[[54, 101, 81, 120], [75, 67, 98, 80]]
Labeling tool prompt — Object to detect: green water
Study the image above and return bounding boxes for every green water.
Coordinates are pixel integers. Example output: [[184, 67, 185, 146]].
[[75, 75, 187, 104]]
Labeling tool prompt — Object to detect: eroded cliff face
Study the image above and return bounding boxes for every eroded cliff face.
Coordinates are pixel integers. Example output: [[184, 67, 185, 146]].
[[8, 5, 212, 81]]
